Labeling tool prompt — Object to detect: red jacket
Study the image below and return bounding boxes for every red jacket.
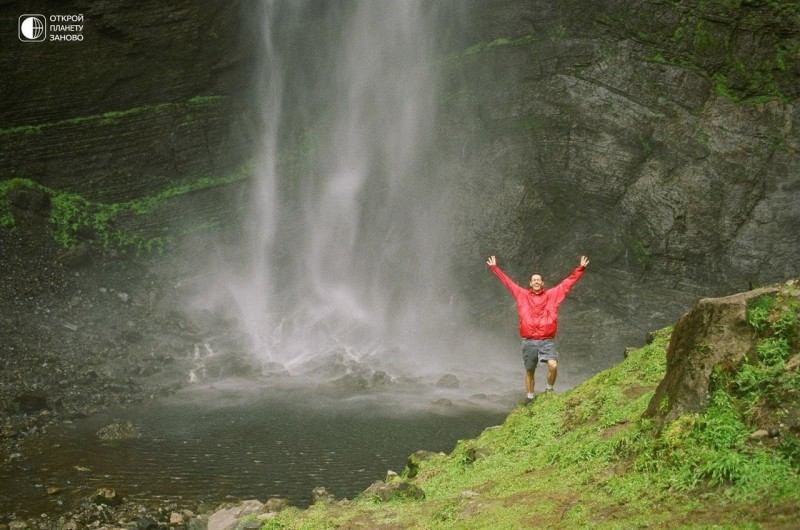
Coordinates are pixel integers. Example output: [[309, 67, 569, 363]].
[[490, 264, 584, 339]]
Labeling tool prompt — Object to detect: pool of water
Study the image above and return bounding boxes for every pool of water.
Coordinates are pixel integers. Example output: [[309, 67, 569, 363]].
[[2, 383, 511, 517]]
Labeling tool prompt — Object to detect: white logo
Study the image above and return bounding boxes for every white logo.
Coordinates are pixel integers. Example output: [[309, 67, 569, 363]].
[[19, 14, 47, 42]]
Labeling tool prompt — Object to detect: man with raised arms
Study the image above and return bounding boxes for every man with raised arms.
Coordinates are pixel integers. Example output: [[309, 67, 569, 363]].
[[487, 255, 589, 404]]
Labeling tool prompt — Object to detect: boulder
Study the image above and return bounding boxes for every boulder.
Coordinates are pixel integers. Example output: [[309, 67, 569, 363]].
[[371, 370, 392, 386], [96, 420, 140, 441], [362, 480, 425, 502], [311, 487, 335, 505], [435, 374, 460, 389], [92, 487, 123, 506], [186, 517, 208, 530], [15, 393, 49, 414], [464, 445, 492, 464], [264, 497, 291, 513], [431, 398, 453, 408], [207, 500, 264, 530], [644, 286, 780, 425], [136, 517, 158, 530]]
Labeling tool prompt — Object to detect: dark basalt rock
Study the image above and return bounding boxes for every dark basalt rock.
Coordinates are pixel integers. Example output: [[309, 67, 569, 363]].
[[15, 393, 49, 414]]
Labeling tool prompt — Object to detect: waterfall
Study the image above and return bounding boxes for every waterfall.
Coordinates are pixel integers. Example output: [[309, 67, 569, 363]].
[[198, 1, 513, 387]]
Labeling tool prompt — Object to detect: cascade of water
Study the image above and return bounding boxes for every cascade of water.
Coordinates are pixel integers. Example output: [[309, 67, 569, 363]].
[[283, 2, 440, 356], [200, 1, 514, 387], [225, 1, 284, 353]]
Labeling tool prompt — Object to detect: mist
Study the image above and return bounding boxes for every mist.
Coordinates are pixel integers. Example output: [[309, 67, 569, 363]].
[[186, 1, 519, 396]]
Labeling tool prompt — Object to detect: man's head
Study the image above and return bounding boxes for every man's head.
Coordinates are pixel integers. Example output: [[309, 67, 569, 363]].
[[529, 273, 544, 293]]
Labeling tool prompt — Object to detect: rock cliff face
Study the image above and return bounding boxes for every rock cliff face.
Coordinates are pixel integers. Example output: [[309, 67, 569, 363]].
[[0, 0, 263, 466], [1, 1, 798, 375], [443, 0, 799, 361], [0, 0, 256, 205], [450, 1, 800, 270]]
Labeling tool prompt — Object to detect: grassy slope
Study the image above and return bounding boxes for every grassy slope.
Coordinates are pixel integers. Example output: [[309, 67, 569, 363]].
[[259, 315, 799, 529]]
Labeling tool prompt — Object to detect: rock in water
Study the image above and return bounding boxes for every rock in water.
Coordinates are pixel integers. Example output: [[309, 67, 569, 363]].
[[265, 498, 291, 512], [93, 487, 122, 506], [311, 486, 336, 504], [436, 374, 460, 388], [96, 420, 140, 440]]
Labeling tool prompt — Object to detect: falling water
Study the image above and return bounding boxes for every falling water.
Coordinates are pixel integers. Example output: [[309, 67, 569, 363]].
[[197, 1, 516, 390]]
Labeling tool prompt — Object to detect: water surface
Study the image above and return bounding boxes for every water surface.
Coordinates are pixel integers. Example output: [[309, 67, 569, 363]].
[[2, 383, 510, 517]]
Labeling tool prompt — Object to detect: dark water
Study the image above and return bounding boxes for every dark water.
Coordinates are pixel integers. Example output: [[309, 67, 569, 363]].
[[1, 384, 510, 517]]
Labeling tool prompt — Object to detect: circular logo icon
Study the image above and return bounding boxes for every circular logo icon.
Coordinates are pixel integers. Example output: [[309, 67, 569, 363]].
[[19, 15, 46, 42]]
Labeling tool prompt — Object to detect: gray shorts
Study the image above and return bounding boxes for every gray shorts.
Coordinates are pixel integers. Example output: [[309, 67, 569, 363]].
[[521, 339, 558, 371]]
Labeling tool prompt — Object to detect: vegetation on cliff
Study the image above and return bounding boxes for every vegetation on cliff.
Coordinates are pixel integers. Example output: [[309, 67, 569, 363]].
[[0, 96, 225, 138], [251, 284, 799, 529], [0, 159, 252, 255], [600, 0, 800, 104]]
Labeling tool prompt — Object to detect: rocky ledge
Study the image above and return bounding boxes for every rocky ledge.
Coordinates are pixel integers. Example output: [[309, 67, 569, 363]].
[[0, 217, 260, 525]]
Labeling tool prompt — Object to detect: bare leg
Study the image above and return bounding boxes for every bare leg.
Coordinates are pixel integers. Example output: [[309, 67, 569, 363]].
[[526, 369, 535, 394], [547, 360, 558, 387]]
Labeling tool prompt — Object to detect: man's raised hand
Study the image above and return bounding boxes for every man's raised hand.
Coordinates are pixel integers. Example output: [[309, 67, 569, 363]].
[[487, 255, 497, 267], [580, 255, 590, 268]]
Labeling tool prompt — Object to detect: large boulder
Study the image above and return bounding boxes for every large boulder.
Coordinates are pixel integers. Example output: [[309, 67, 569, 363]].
[[644, 285, 781, 425]]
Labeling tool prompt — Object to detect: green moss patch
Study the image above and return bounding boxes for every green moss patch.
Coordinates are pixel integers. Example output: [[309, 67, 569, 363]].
[[0, 95, 225, 137], [0, 159, 251, 255]]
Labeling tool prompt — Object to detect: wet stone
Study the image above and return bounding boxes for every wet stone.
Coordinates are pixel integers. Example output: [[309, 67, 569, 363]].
[[186, 517, 207, 530], [136, 516, 158, 530], [363, 479, 425, 502], [208, 500, 264, 530], [15, 392, 49, 413], [311, 486, 335, 504], [96, 420, 140, 440], [264, 498, 290, 513], [435, 374, 459, 388], [93, 487, 123, 506]]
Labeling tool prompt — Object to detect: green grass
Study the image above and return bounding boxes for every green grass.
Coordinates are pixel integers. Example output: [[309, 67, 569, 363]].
[[258, 303, 800, 528]]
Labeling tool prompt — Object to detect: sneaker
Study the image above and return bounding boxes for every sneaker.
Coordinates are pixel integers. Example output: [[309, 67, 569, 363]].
[[544, 388, 554, 394], [525, 395, 537, 405]]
